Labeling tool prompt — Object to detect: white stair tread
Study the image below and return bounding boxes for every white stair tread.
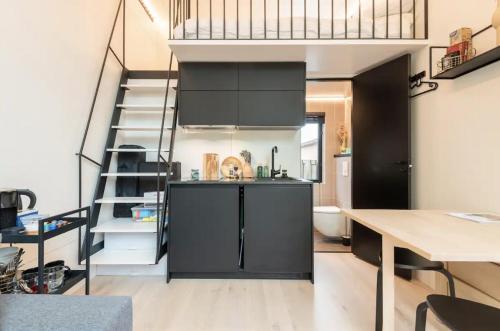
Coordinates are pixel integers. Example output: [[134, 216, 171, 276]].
[[107, 148, 169, 152], [122, 109, 174, 114], [112, 126, 172, 131], [121, 82, 177, 89], [87, 249, 156, 265], [116, 104, 174, 110], [91, 218, 157, 233], [101, 172, 167, 177], [95, 197, 159, 204]]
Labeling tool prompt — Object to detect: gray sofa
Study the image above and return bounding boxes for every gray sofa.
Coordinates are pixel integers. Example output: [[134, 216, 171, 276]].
[[0, 294, 132, 331]]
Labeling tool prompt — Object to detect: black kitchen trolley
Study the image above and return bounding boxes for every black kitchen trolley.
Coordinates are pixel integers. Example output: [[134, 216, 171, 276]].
[[1, 207, 91, 295]]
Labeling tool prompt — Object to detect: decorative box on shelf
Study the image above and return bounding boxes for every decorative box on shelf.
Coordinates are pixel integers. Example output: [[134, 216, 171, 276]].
[[430, 25, 500, 80]]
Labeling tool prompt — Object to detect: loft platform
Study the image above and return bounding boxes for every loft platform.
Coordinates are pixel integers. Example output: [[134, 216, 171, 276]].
[[169, 39, 428, 77]]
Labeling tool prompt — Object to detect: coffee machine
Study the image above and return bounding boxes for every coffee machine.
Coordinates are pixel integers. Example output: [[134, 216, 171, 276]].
[[0, 189, 37, 231]]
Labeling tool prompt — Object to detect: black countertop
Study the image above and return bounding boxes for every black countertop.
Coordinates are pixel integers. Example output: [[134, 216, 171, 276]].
[[168, 178, 312, 185]]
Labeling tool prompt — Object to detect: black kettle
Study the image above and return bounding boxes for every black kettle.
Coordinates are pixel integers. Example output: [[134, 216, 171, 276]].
[[0, 189, 37, 231]]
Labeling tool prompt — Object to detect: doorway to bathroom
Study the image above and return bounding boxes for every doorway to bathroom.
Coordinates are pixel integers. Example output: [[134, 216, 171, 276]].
[[304, 80, 352, 253]]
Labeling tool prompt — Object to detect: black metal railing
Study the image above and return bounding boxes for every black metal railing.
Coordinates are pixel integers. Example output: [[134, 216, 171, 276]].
[[78, 0, 175, 264], [169, 0, 428, 40], [156, 53, 178, 261]]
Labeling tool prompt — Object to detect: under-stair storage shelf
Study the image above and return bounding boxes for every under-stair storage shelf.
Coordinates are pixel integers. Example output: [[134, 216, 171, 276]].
[[86, 249, 156, 265], [91, 219, 157, 233]]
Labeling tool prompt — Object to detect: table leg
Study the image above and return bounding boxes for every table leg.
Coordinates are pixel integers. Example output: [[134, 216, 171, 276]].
[[38, 221, 45, 294], [382, 235, 395, 331]]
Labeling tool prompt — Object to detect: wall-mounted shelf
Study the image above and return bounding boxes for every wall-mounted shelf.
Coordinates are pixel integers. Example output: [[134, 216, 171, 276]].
[[430, 25, 499, 80], [432, 44, 500, 80]]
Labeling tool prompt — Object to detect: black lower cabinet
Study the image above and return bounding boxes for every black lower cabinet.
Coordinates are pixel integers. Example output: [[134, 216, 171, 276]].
[[243, 185, 312, 274], [168, 183, 313, 282], [169, 185, 240, 273]]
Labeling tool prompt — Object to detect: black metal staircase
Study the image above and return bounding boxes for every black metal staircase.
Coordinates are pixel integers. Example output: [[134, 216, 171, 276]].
[[77, 0, 179, 265]]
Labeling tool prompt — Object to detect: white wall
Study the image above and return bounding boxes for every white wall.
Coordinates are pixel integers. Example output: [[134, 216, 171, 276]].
[[0, 0, 169, 269], [411, 0, 500, 304]]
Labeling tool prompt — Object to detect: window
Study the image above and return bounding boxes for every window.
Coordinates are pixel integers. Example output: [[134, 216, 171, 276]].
[[301, 113, 324, 183]]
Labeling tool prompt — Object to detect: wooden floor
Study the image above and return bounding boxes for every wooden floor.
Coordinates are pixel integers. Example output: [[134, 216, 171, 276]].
[[75, 253, 447, 331], [313, 230, 352, 252]]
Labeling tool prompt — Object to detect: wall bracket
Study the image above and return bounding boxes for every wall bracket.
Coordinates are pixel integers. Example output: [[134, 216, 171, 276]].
[[410, 71, 439, 98]]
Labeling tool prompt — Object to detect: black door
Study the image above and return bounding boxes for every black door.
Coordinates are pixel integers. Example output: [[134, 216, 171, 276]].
[[351, 55, 412, 274]]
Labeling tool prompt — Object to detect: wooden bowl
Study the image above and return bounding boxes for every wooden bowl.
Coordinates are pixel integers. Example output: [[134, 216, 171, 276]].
[[221, 156, 243, 178]]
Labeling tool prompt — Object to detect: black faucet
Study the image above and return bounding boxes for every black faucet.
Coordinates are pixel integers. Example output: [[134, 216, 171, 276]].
[[271, 146, 281, 178]]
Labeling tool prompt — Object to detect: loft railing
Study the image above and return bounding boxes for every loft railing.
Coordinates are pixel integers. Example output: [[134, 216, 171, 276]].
[[169, 0, 428, 40], [77, 0, 175, 263]]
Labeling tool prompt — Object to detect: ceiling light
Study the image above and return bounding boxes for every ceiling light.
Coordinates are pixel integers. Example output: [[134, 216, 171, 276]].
[[138, 0, 159, 22], [306, 96, 347, 102]]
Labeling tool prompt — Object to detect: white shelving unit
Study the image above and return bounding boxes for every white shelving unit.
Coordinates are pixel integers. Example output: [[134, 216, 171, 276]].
[[90, 76, 176, 273], [87, 249, 157, 265], [91, 218, 157, 233]]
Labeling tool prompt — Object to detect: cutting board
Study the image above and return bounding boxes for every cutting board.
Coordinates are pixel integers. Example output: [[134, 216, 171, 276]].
[[203, 153, 219, 180], [221, 156, 243, 178]]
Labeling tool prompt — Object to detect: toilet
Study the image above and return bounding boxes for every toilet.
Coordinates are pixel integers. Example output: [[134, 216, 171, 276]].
[[313, 206, 345, 238]]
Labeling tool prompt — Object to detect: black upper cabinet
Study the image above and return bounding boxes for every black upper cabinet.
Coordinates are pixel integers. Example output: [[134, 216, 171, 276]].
[[180, 63, 238, 90], [238, 91, 305, 127], [239, 63, 306, 90], [178, 62, 306, 128], [178, 91, 238, 126]]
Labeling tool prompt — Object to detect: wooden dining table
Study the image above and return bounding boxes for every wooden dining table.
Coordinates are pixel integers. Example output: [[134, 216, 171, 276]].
[[342, 209, 500, 331]]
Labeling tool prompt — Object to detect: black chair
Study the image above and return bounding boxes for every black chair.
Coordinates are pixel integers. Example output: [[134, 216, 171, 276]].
[[415, 294, 500, 331], [375, 248, 456, 331]]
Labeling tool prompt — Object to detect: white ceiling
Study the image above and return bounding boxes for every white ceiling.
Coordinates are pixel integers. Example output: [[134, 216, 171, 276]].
[[169, 39, 427, 77], [306, 81, 351, 97]]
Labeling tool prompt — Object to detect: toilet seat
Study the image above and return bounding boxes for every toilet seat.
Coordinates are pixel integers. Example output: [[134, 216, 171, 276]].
[[314, 206, 341, 214]]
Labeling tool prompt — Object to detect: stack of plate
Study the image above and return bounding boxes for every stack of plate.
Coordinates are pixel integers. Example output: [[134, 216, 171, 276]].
[[0, 247, 23, 294], [0, 247, 22, 273]]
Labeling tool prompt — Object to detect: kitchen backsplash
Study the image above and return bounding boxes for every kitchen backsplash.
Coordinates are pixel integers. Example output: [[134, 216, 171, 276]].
[[168, 129, 301, 179]]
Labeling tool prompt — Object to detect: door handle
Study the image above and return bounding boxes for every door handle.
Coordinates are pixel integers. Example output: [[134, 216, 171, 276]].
[[238, 228, 244, 269]]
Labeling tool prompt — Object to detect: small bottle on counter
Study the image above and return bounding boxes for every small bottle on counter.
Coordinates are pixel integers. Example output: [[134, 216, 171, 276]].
[[257, 164, 263, 178], [263, 165, 269, 178]]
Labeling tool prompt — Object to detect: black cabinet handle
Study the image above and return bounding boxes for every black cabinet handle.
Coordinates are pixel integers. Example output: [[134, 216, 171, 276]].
[[238, 228, 244, 269]]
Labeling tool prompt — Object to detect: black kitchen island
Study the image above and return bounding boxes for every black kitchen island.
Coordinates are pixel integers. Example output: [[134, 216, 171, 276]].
[[166, 179, 313, 283]]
